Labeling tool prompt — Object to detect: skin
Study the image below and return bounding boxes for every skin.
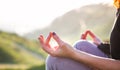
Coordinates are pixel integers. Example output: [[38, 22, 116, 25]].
[[38, 32, 120, 70], [38, 1, 120, 69], [80, 30, 102, 45]]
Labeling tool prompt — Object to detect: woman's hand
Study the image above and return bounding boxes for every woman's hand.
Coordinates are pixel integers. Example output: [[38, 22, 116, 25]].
[[82, 30, 102, 45], [38, 32, 75, 58]]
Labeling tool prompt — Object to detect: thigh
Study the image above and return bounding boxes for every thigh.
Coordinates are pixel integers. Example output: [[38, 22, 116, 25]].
[[46, 40, 108, 70], [46, 55, 91, 70], [73, 40, 108, 57]]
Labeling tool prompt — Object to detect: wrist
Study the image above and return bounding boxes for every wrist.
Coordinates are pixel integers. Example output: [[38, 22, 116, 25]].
[[69, 49, 88, 63], [67, 48, 77, 59], [69, 48, 82, 60]]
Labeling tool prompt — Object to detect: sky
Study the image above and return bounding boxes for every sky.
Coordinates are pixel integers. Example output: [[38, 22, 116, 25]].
[[0, 0, 113, 36]]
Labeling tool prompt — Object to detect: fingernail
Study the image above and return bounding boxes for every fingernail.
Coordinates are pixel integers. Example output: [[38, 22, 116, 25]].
[[53, 32, 56, 35]]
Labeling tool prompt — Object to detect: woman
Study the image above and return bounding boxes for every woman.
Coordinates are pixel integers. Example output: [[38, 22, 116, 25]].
[[38, 0, 120, 70]]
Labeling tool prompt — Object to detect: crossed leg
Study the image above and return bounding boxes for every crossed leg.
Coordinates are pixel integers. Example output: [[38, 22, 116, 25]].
[[46, 40, 108, 70]]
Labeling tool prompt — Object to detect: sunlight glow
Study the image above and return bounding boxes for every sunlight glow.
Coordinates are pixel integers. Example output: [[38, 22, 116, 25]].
[[0, 0, 112, 35]]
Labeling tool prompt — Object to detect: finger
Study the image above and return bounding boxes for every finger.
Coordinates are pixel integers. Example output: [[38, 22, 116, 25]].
[[84, 31, 88, 36], [38, 35, 45, 45], [81, 34, 86, 39], [39, 35, 53, 54], [87, 30, 96, 38], [46, 32, 52, 44], [52, 32, 63, 45], [38, 35, 44, 40]]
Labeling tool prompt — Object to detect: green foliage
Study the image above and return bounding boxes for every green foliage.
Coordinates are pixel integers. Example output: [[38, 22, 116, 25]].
[[0, 48, 15, 63], [28, 63, 45, 70], [0, 31, 47, 64]]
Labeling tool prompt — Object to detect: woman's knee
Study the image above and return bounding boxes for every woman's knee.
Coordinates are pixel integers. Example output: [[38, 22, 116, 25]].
[[73, 40, 96, 50], [73, 40, 107, 57]]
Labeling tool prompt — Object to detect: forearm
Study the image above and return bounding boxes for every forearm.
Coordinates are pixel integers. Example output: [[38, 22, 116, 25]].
[[71, 49, 120, 70]]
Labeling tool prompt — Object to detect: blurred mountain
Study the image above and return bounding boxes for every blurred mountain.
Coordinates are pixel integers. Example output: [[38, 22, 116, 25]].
[[0, 31, 47, 64], [24, 4, 116, 44]]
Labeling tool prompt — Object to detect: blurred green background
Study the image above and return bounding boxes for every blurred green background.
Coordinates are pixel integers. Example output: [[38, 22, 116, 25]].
[[0, 3, 116, 70]]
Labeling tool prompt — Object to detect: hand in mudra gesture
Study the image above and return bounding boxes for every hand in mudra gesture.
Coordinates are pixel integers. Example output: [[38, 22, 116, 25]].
[[38, 32, 75, 58]]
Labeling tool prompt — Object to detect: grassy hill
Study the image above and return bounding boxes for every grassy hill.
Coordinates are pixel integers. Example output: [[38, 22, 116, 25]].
[[0, 31, 47, 69], [25, 4, 116, 44]]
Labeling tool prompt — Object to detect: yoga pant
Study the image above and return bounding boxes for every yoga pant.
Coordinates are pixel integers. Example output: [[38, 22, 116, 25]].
[[46, 40, 108, 70]]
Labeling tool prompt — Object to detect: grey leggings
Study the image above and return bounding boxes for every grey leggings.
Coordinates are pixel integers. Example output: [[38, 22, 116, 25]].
[[46, 40, 108, 70]]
